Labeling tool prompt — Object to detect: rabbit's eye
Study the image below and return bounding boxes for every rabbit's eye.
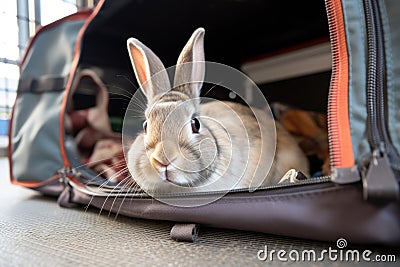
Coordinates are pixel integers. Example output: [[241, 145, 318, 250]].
[[143, 121, 148, 133], [191, 118, 200, 133]]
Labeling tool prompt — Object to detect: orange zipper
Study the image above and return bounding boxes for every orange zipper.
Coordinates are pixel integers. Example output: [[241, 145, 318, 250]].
[[325, 0, 355, 169]]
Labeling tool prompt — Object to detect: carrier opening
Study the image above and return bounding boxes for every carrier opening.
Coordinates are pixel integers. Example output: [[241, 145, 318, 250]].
[[64, 0, 331, 192]]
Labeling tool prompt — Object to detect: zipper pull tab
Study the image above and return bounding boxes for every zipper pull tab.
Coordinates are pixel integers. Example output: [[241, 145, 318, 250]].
[[57, 166, 78, 208], [57, 167, 67, 184], [57, 166, 73, 186], [362, 148, 399, 202]]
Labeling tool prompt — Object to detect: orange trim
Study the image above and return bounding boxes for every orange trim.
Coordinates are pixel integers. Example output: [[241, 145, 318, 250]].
[[10, 174, 60, 188], [8, 10, 93, 188], [59, 0, 106, 186], [326, 0, 355, 168]]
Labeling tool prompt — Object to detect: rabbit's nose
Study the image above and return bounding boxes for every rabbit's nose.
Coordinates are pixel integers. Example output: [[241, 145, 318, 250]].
[[151, 142, 177, 167], [151, 154, 174, 167]]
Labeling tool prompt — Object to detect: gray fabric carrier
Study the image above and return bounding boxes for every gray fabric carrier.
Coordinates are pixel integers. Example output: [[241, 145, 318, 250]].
[[11, 19, 85, 182], [8, 0, 400, 245]]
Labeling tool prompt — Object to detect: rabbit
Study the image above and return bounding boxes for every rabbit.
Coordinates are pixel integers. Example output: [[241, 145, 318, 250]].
[[126, 28, 309, 194]]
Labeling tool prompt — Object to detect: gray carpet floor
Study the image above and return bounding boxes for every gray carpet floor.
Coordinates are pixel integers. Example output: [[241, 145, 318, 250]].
[[0, 158, 398, 266]]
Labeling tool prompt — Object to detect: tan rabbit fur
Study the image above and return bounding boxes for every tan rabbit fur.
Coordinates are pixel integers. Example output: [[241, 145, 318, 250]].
[[126, 28, 309, 193]]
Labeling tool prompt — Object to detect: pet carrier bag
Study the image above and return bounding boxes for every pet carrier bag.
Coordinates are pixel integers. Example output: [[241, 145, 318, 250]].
[[8, 0, 400, 244]]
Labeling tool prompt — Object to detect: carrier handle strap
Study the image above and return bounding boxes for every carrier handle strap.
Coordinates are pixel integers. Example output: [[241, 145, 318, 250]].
[[18, 75, 68, 93]]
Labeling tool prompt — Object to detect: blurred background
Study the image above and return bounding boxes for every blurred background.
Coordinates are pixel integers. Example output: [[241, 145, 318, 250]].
[[0, 0, 99, 156]]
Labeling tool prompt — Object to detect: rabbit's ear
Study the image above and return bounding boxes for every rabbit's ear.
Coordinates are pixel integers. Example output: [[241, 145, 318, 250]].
[[127, 38, 171, 101], [173, 28, 205, 99]]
